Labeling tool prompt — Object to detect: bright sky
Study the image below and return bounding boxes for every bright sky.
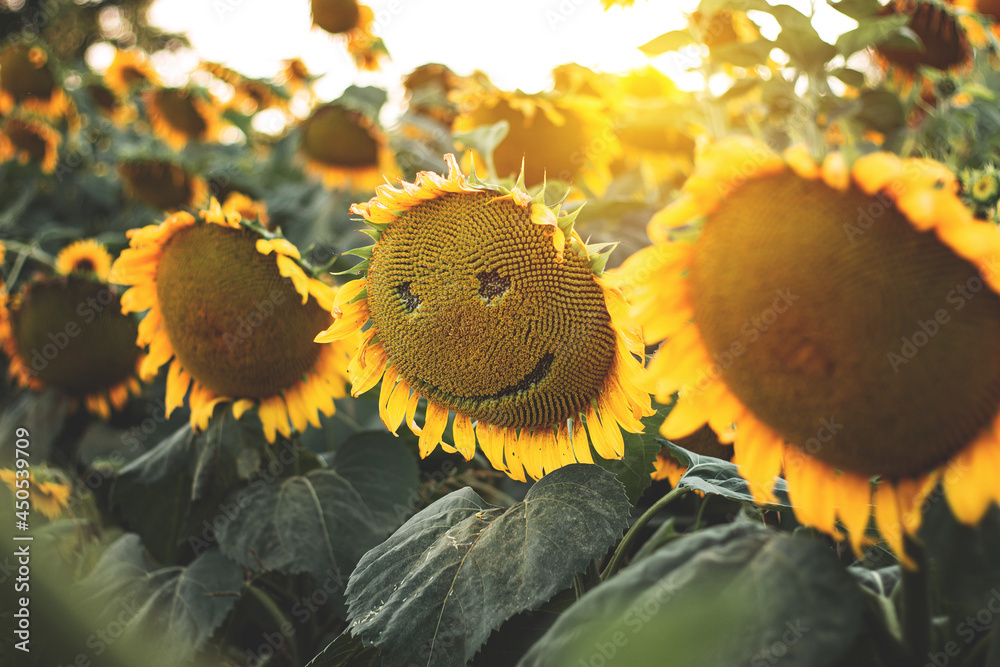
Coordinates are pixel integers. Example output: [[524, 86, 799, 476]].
[[145, 0, 856, 102]]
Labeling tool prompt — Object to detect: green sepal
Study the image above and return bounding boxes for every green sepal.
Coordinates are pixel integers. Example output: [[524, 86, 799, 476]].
[[344, 245, 374, 260], [349, 287, 368, 304], [332, 259, 369, 276], [586, 242, 618, 276]]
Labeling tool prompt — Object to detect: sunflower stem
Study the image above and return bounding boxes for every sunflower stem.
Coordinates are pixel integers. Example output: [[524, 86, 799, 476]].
[[900, 537, 931, 663], [3, 240, 55, 286], [247, 583, 301, 666], [600, 486, 687, 582]]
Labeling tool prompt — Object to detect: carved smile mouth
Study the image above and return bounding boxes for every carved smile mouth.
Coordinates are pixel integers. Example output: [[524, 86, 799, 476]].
[[416, 351, 555, 403]]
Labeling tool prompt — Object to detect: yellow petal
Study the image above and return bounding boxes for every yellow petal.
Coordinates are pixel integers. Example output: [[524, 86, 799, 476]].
[[452, 413, 476, 461], [418, 401, 449, 458]]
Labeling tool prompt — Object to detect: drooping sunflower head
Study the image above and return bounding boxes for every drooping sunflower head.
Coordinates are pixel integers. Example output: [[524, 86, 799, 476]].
[[0, 42, 68, 118], [118, 157, 208, 210], [0, 112, 61, 173], [309, 0, 384, 70], [110, 199, 354, 443], [143, 86, 220, 149], [103, 48, 160, 98], [622, 137, 1000, 565], [298, 101, 395, 190], [403, 63, 462, 126], [876, 0, 971, 79], [0, 241, 144, 418], [314, 155, 652, 482], [453, 85, 615, 191], [200, 62, 287, 114]]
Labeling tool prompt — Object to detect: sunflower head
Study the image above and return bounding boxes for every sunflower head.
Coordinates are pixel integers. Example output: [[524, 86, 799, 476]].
[[626, 136, 1000, 563], [110, 199, 354, 443], [144, 86, 220, 149], [876, 0, 971, 76], [962, 164, 1000, 213], [314, 154, 652, 482], [104, 49, 160, 97], [0, 42, 67, 117], [55, 239, 113, 280], [0, 466, 72, 520], [200, 62, 287, 114], [298, 101, 395, 190], [0, 249, 143, 418], [118, 157, 208, 210], [454, 86, 615, 190], [0, 112, 60, 173]]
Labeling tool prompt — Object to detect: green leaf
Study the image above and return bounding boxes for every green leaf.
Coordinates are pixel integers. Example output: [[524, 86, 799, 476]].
[[215, 432, 419, 595], [829, 67, 866, 88], [519, 524, 865, 667], [306, 631, 380, 667], [834, 15, 912, 56], [830, 0, 884, 20], [344, 464, 630, 667], [665, 441, 792, 509], [769, 5, 836, 69], [853, 89, 906, 134], [79, 535, 243, 663], [453, 120, 510, 179], [707, 39, 774, 68], [595, 413, 664, 505], [638, 30, 694, 56], [920, 501, 1000, 623]]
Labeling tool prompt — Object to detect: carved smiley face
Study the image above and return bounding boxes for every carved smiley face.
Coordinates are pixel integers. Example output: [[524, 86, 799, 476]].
[[366, 191, 616, 429]]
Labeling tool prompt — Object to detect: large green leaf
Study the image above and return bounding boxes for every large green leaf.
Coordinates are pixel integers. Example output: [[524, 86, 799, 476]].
[[519, 524, 865, 667], [78, 534, 243, 664], [305, 631, 380, 667], [834, 15, 913, 56], [215, 431, 419, 591], [344, 464, 630, 667], [664, 441, 792, 509]]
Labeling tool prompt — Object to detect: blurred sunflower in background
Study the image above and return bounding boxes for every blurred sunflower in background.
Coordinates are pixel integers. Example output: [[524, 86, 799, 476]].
[[0, 240, 143, 418], [453, 83, 616, 192], [618, 136, 1000, 565], [200, 61, 289, 115], [309, 0, 386, 70], [103, 48, 160, 98], [0, 112, 61, 173], [298, 101, 395, 190], [118, 157, 208, 210], [876, 0, 972, 84], [0, 42, 69, 118], [144, 86, 221, 149], [314, 155, 652, 481], [0, 465, 72, 519], [111, 199, 354, 443]]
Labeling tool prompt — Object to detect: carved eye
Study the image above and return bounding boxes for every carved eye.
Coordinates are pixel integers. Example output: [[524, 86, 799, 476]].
[[397, 281, 421, 312], [476, 269, 510, 302]]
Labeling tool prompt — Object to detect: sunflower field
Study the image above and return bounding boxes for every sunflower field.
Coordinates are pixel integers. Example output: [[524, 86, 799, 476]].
[[3, 0, 1000, 665]]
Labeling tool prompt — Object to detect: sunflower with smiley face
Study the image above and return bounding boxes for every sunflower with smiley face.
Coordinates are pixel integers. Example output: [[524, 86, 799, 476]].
[[315, 156, 652, 481]]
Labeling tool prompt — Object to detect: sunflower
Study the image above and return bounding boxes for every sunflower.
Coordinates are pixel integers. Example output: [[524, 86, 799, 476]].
[[620, 136, 1000, 565], [144, 86, 220, 149], [453, 86, 616, 191], [0, 43, 68, 118], [0, 242, 144, 419], [200, 62, 287, 114], [313, 155, 652, 482], [55, 239, 113, 280], [118, 158, 208, 210], [0, 466, 72, 519], [277, 58, 317, 96], [221, 192, 270, 228], [310, 0, 385, 70], [110, 199, 354, 442], [875, 0, 972, 82], [298, 102, 395, 190], [83, 80, 135, 126], [0, 113, 61, 173], [103, 49, 160, 98]]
